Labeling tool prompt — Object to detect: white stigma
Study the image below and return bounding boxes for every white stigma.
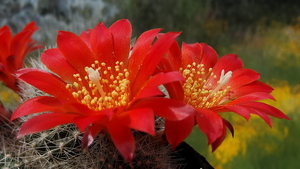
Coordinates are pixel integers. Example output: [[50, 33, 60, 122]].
[[87, 67, 105, 99], [219, 69, 232, 86], [212, 69, 232, 93], [87, 68, 100, 83]]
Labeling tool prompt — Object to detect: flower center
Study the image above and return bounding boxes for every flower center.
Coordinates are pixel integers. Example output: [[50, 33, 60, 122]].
[[180, 62, 232, 108], [66, 61, 130, 111]]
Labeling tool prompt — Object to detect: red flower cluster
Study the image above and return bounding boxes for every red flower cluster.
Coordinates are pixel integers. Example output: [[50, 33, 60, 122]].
[[0, 22, 42, 92], [11, 19, 290, 162]]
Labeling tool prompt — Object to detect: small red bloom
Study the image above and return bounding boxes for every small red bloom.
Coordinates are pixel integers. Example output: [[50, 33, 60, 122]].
[[11, 20, 193, 162], [159, 41, 290, 151], [0, 22, 42, 92]]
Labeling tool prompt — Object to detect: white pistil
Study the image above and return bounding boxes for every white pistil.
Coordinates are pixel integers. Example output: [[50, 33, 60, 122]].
[[87, 67, 105, 99], [212, 69, 232, 94]]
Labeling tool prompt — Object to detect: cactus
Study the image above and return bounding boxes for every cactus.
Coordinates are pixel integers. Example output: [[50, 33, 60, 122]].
[[0, 116, 181, 168]]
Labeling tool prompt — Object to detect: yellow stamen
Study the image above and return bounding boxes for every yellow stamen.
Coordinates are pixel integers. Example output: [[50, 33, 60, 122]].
[[181, 63, 232, 109], [65, 60, 130, 111]]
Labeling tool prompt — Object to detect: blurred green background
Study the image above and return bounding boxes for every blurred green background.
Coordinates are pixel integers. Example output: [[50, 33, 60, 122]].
[[1, 0, 299, 168]]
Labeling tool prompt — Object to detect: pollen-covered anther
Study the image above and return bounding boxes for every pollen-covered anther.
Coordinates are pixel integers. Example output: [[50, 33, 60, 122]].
[[72, 92, 79, 98]]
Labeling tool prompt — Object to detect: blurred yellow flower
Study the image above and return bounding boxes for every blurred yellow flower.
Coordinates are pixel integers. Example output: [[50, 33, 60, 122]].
[[0, 84, 19, 108], [209, 115, 257, 167], [264, 82, 300, 116]]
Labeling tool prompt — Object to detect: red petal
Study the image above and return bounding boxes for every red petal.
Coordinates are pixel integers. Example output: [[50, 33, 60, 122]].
[[23, 41, 43, 57], [109, 19, 132, 66], [74, 115, 107, 132], [131, 97, 196, 121], [11, 96, 62, 121], [79, 29, 92, 49], [181, 43, 202, 67], [128, 28, 161, 82], [181, 43, 218, 71], [91, 22, 114, 68], [220, 105, 251, 120], [82, 123, 104, 149], [245, 106, 273, 127], [165, 116, 194, 150], [41, 48, 78, 82], [17, 113, 79, 139], [231, 81, 274, 99], [118, 108, 155, 136], [211, 121, 227, 152], [163, 81, 185, 101], [225, 69, 261, 89], [199, 43, 219, 71], [5, 55, 16, 73], [11, 96, 98, 122], [73, 107, 118, 132], [132, 32, 180, 91], [133, 71, 184, 100], [11, 22, 38, 68], [107, 120, 135, 163], [159, 55, 174, 72], [20, 22, 43, 56], [212, 54, 243, 76], [222, 118, 234, 137], [0, 25, 12, 61], [166, 40, 182, 70], [57, 31, 94, 74], [227, 92, 275, 105], [63, 102, 100, 116], [0, 63, 4, 72], [16, 68, 76, 102], [195, 108, 223, 144], [242, 102, 290, 120], [22, 21, 38, 32]]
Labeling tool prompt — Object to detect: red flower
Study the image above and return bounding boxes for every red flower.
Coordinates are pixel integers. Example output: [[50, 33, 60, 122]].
[[11, 19, 193, 162], [0, 22, 42, 92], [159, 42, 290, 151]]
